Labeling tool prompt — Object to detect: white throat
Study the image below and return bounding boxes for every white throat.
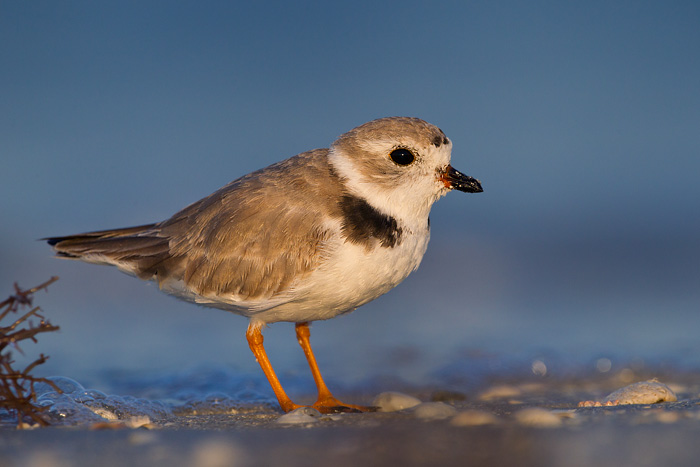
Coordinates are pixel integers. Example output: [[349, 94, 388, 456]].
[[328, 146, 450, 230]]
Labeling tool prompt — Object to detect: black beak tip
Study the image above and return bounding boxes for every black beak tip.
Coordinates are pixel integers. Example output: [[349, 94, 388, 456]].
[[456, 177, 483, 193], [471, 178, 484, 193], [444, 166, 483, 193]]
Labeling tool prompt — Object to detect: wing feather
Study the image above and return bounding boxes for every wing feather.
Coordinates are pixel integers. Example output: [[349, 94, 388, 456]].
[[158, 149, 342, 304], [47, 149, 346, 310]]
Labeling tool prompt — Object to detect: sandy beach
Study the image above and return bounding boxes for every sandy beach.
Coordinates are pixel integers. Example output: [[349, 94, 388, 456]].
[[3, 368, 700, 467]]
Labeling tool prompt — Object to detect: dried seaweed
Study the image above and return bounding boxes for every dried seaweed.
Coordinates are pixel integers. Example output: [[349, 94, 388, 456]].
[[0, 277, 61, 428]]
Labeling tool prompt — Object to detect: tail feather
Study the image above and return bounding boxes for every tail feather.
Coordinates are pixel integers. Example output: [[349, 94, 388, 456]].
[[45, 224, 158, 247], [45, 224, 172, 279]]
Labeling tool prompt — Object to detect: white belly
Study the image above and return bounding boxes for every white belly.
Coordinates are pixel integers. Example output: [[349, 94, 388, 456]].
[[248, 227, 431, 324]]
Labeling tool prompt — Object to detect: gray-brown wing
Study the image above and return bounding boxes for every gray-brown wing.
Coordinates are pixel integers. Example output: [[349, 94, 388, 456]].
[[157, 149, 342, 303]]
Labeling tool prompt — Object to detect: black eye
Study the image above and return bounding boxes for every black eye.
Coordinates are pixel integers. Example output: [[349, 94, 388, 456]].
[[390, 148, 415, 166]]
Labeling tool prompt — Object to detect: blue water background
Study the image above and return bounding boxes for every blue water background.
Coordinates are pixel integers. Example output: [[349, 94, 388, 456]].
[[1, 2, 699, 397]]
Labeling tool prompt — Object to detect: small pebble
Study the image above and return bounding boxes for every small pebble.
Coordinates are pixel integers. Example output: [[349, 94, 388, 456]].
[[90, 407, 118, 420], [373, 392, 422, 412], [125, 416, 154, 429], [478, 385, 521, 401], [276, 407, 323, 424], [514, 408, 562, 427], [604, 379, 677, 405], [451, 410, 500, 426], [412, 402, 457, 420], [579, 379, 677, 407]]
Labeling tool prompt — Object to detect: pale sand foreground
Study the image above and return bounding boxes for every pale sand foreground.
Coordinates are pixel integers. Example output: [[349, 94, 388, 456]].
[[3, 372, 700, 467]]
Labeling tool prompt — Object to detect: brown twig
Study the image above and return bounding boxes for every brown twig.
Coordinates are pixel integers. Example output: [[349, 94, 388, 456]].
[[0, 277, 62, 428]]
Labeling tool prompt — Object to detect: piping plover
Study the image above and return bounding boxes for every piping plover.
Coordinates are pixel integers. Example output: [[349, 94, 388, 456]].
[[46, 117, 483, 413]]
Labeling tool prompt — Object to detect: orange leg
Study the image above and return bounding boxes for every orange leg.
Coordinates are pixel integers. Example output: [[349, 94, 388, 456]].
[[246, 324, 301, 413], [295, 322, 375, 413]]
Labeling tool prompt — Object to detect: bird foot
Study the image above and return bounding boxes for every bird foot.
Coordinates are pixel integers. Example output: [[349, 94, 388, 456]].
[[312, 395, 377, 413], [312, 403, 378, 414], [280, 397, 377, 413]]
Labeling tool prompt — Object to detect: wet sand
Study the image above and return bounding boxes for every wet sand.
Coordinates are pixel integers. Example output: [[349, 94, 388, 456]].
[[3, 371, 700, 467]]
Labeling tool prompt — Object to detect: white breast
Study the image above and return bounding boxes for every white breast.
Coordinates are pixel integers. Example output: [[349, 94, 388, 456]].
[[248, 223, 431, 325]]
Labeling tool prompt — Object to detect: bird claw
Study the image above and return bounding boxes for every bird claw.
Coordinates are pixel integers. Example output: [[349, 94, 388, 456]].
[[323, 405, 363, 414], [311, 400, 378, 414]]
